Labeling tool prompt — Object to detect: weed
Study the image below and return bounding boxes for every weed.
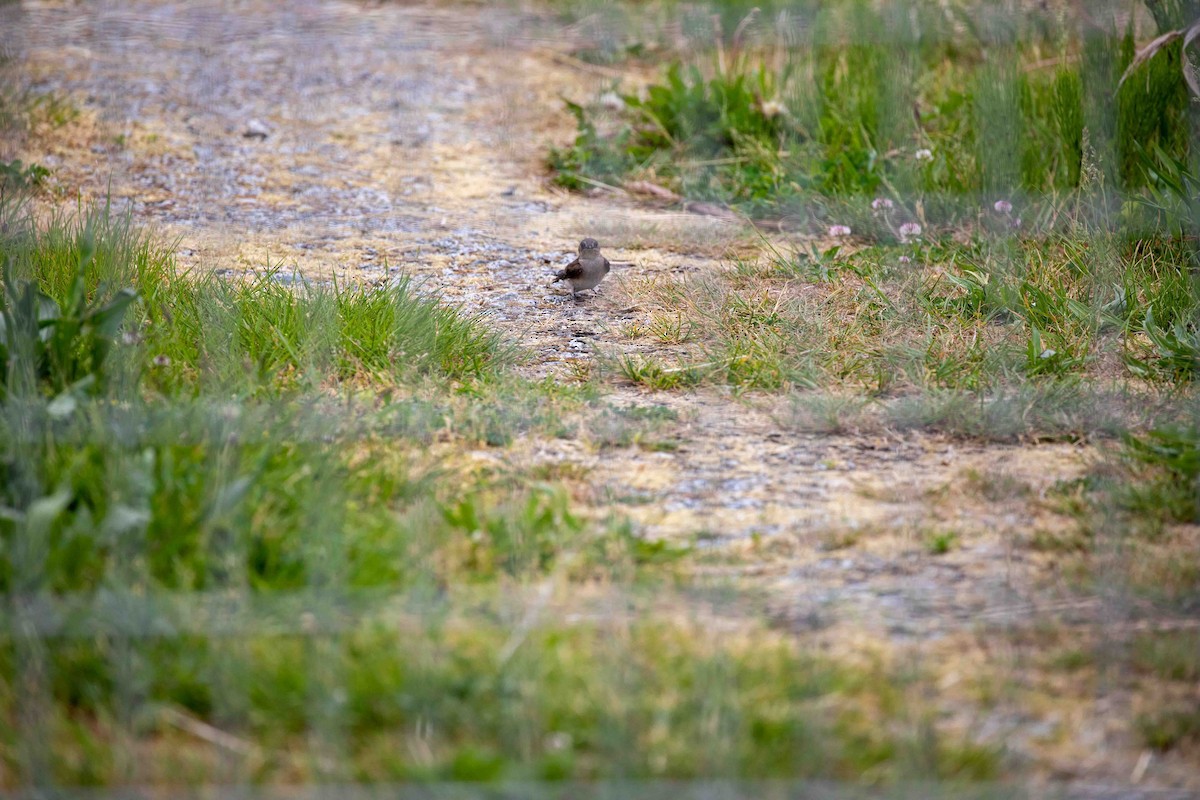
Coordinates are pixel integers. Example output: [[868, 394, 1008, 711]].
[[0, 159, 49, 194], [884, 384, 1133, 443], [647, 311, 695, 344], [782, 392, 869, 435], [923, 528, 958, 555], [618, 320, 645, 339], [1128, 305, 1200, 382], [3, 606, 1003, 784], [188, 272, 509, 390], [963, 468, 1031, 503], [1029, 527, 1091, 554], [3, 197, 171, 305], [1138, 708, 1200, 752], [0, 240, 137, 400], [585, 401, 679, 449], [614, 353, 704, 390], [1048, 648, 1094, 672], [1116, 30, 1192, 190], [1122, 423, 1200, 522], [440, 488, 584, 579], [820, 528, 862, 551], [26, 91, 80, 130], [547, 98, 632, 191], [1131, 631, 1200, 682]]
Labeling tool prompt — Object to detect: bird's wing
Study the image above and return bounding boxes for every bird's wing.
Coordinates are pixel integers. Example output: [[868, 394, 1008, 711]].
[[555, 257, 584, 281], [602, 256, 611, 274]]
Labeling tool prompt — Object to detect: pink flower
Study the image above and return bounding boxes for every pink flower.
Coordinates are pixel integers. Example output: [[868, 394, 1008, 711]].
[[828, 225, 852, 237], [898, 222, 922, 241], [993, 199, 1012, 214], [898, 255, 912, 264], [871, 197, 894, 211]]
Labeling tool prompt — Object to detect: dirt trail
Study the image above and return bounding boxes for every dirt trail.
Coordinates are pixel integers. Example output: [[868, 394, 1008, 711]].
[[10, 0, 1191, 789]]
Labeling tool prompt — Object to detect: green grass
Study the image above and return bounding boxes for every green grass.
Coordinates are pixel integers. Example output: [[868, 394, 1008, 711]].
[[616, 231, 1196, 428], [1121, 418, 1200, 524], [1, 610, 1004, 785], [138, 268, 509, 393], [1138, 707, 1200, 752], [1131, 631, 1200, 683], [0, 392, 688, 595], [546, 1, 1190, 225], [922, 528, 958, 555], [0, 199, 511, 397]]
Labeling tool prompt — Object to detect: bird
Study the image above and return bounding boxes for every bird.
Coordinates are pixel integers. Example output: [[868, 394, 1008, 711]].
[[552, 237, 610, 300]]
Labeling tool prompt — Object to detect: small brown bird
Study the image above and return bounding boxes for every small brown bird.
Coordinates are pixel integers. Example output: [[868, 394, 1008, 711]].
[[552, 238, 610, 300]]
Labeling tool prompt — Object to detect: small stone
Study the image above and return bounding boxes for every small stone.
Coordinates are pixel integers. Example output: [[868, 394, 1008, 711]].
[[243, 119, 270, 139]]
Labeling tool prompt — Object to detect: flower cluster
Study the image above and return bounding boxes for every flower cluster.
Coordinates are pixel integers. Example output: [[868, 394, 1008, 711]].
[[992, 199, 1021, 229], [898, 222, 922, 242], [828, 224, 852, 238]]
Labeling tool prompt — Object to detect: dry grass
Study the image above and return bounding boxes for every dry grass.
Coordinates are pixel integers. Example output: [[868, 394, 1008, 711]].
[[557, 209, 755, 256]]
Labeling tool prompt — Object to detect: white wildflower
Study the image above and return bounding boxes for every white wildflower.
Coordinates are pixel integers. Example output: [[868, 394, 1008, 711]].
[[871, 197, 894, 211], [828, 224, 852, 237], [546, 732, 573, 751], [914, 148, 933, 162], [898, 222, 922, 241], [993, 199, 1012, 214], [759, 100, 788, 118], [598, 92, 625, 110]]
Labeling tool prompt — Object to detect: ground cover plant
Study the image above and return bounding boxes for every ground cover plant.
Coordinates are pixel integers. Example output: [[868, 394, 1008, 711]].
[[549, 0, 1194, 222]]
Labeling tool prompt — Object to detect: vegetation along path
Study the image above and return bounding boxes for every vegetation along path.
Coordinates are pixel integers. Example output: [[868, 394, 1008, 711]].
[[8, 0, 1199, 793]]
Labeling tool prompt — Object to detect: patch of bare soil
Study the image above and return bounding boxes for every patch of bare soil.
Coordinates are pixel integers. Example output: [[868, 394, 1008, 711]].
[[8, 0, 1197, 792]]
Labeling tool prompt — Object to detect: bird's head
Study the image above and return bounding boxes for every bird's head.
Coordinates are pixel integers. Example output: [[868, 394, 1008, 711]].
[[578, 238, 601, 254]]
